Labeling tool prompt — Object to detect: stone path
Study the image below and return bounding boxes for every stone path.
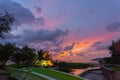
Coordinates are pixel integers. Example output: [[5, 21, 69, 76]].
[[79, 69, 106, 80]]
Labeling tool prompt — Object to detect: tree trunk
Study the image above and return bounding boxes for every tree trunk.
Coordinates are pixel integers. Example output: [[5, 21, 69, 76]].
[[0, 60, 7, 69]]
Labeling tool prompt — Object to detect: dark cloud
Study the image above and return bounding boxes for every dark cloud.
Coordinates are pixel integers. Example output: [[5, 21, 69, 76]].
[[64, 43, 75, 51], [0, 0, 44, 25], [23, 29, 67, 43], [91, 41, 107, 51], [0, 28, 67, 50], [106, 23, 120, 32], [53, 39, 63, 46], [51, 47, 62, 52], [91, 41, 103, 47], [35, 7, 42, 14], [3, 33, 21, 39]]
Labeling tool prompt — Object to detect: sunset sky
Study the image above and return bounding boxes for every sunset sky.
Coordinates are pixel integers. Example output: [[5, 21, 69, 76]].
[[0, 0, 120, 62]]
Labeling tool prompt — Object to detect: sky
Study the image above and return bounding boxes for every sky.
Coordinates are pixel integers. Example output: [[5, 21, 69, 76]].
[[0, 0, 120, 62]]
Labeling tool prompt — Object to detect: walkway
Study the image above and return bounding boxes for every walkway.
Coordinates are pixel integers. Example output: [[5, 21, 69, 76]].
[[79, 69, 106, 80], [31, 72, 56, 80], [22, 69, 57, 80]]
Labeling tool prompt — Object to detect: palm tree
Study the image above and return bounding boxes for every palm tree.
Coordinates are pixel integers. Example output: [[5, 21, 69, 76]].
[[0, 43, 16, 69], [0, 11, 15, 38], [21, 46, 37, 66], [37, 50, 52, 60], [43, 51, 52, 60], [37, 50, 53, 66], [37, 49, 44, 61]]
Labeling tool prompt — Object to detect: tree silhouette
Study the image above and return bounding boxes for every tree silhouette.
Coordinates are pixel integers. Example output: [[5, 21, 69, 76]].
[[108, 39, 120, 64], [0, 12, 15, 38], [0, 43, 16, 69], [37, 50, 52, 61], [21, 46, 37, 66], [36, 50, 52, 66], [37, 49, 44, 61], [43, 51, 52, 60], [11, 47, 23, 67]]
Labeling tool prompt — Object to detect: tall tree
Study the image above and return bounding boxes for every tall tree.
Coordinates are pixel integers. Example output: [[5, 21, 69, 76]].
[[11, 47, 23, 66], [37, 50, 52, 60], [21, 46, 37, 66], [43, 51, 52, 60], [108, 39, 120, 55], [0, 43, 16, 69], [37, 49, 44, 61], [0, 12, 15, 38], [108, 39, 120, 64]]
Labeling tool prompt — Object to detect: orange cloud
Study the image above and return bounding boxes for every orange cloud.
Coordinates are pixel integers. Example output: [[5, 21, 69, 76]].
[[52, 32, 117, 62]]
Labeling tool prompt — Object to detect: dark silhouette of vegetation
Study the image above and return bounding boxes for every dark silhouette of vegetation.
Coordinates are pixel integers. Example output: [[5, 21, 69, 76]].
[[0, 42, 53, 69], [36, 49, 52, 66], [53, 60, 91, 69], [0, 12, 15, 38], [0, 12, 16, 69], [11, 46, 37, 67], [104, 39, 120, 64], [53, 60, 91, 73], [0, 43, 16, 69], [11, 47, 23, 66], [21, 46, 37, 66], [37, 50, 52, 61], [37, 49, 45, 61]]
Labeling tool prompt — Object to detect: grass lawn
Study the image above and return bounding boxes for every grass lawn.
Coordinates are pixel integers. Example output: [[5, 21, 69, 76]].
[[24, 67, 84, 80], [7, 68, 47, 80]]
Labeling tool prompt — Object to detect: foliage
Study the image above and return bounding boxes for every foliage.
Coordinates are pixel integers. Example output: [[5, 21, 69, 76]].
[[111, 54, 120, 64], [21, 46, 37, 66], [0, 43, 53, 68], [104, 57, 112, 64], [108, 39, 120, 55], [11, 47, 23, 65], [0, 43, 16, 69], [0, 11, 15, 38], [37, 50, 52, 60], [36, 50, 52, 66], [55, 68, 72, 73], [106, 39, 120, 64], [37, 49, 44, 61], [53, 61, 91, 69], [11, 46, 37, 67]]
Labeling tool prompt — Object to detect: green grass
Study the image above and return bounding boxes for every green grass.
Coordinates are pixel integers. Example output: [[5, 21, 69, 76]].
[[7, 69, 47, 80], [24, 67, 84, 80]]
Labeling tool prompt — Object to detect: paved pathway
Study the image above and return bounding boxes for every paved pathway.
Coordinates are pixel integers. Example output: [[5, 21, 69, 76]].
[[79, 69, 106, 80], [31, 72, 57, 80], [21, 68, 57, 80]]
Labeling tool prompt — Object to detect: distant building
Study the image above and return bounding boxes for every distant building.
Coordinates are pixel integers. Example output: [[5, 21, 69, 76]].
[[35, 60, 53, 67], [40, 60, 53, 67]]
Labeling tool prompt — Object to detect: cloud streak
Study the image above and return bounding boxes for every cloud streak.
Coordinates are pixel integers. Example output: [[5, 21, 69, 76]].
[[106, 23, 120, 32]]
